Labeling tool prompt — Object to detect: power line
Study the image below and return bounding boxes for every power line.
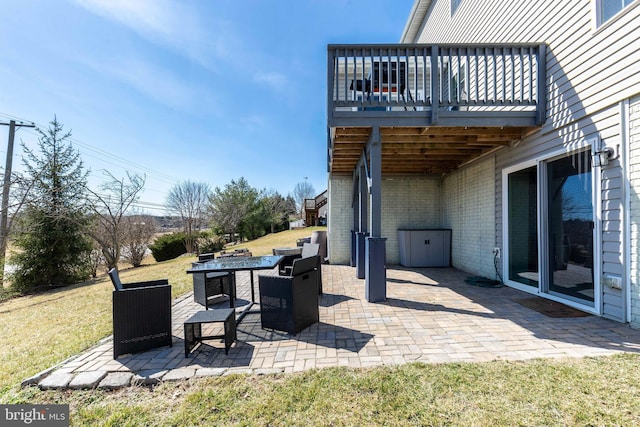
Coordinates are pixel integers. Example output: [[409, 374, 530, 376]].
[[0, 112, 181, 185]]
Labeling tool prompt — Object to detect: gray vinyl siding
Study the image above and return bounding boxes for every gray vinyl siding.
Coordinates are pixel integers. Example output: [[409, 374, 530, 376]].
[[599, 107, 625, 322], [415, 0, 640, 115], [630, 96, 640, 327], [494, 105, 625, 321], [414, 0, 640, 320]]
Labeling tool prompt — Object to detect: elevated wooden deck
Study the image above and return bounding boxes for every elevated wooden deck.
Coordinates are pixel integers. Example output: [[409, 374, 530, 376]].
[[327, 44, 546, 175]]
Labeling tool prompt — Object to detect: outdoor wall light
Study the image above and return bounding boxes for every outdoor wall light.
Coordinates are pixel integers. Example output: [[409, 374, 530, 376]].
[[592, 147, 614, 167]]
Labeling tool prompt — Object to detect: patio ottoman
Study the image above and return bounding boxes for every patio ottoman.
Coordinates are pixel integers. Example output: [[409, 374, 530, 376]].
[[184, 309, 236, 357]]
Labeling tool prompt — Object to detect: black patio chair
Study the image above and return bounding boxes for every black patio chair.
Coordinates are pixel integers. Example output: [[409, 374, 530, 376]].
[[279, 243, 323, 294], [108, 268, 172, 359], [258, 255, 319, 334], [191, 255, 236, 309]]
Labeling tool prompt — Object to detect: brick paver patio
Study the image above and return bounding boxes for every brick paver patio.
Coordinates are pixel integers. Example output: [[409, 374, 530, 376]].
[[27, 264, 640, 390]]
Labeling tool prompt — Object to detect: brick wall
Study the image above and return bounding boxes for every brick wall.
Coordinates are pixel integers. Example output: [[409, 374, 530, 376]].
[[327, 175, 442, 265], [629, 96, 640, 327], [441, 156, 497, 280], [327, 175, 353, 264], [381, 177, 442, 264]]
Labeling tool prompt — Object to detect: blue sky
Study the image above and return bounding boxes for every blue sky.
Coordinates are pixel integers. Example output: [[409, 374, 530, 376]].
[[0, 0, 414, 214]]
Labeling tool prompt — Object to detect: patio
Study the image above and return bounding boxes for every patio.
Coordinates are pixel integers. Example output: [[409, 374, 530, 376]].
[[28, 264, 640, 390]]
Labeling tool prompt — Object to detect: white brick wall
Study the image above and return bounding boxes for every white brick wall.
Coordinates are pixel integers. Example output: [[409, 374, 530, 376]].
[[381, 177, 442, 264], [441, 156, 497, 280], [629, 96, 640, 327], [327, 175, 353, 264], [327, 175, 442, 265]]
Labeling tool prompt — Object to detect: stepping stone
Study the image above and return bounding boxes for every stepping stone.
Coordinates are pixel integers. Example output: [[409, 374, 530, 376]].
[[195, 368, 226, 378], [39, 372, 74, 390], [98, 372, 133, 390], [162, 367, 196, 382], [68, 371, 108, 389], [132, 370, 167, 386]]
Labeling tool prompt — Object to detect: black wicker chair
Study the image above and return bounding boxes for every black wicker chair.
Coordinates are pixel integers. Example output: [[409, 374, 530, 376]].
[[279, 243, 323, 294], [191, 255, 235, 309], [258, 256, 319, 334], [109, 268, 172, 359]]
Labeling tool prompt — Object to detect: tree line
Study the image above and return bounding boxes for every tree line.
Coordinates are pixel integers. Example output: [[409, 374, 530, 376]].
[[1, 117, 315, 295]]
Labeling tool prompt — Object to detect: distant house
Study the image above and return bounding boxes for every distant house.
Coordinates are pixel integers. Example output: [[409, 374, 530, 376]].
[[326, 0, 640, 325], [303, 190, 328, 226]]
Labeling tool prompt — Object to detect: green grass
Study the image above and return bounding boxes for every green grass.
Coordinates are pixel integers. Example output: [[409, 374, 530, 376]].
[[2, 226, 640, 425], [0, 228, 323, 392], [6, 357, 640, 426]]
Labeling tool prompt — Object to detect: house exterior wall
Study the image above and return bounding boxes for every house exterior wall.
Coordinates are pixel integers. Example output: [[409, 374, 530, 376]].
[[327, 175, 353, 264], [327, 174, 442, 265], [630, 96, 640, 327], [441, 155, 496, 280], [381, 177, 442, 265], [410, 0, 640, 321]]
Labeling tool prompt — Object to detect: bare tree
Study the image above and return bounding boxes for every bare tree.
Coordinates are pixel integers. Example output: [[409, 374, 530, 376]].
[[165, 181, 211, 253], [262, 189, 296, 233], [87, 244, 104, 278], [293, 179, 315, 219], [121, 214, 157, 267], [86, 171, 146, 270]]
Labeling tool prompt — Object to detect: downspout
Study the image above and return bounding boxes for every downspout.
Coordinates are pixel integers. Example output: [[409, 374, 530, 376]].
[[622, 99, 631, 323]]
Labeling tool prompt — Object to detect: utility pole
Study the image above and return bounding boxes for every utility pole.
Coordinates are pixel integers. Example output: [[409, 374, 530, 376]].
[[0, 119, 35, 284]]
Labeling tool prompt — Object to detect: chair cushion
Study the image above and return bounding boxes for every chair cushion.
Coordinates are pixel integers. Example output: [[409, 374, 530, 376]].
[[301, 243, 320, 258]]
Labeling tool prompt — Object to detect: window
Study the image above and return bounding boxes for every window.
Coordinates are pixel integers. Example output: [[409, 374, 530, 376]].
[[451, 0, 462, 15], [597, 0, 635, 25]]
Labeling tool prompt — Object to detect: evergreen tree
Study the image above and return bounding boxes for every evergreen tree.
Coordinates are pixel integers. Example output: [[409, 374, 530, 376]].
[[9, 117, 92, 293]]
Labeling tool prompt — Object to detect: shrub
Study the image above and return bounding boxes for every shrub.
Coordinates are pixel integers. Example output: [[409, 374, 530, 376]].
[[197, 232, 226, 254], [149, 232, 187, 262]]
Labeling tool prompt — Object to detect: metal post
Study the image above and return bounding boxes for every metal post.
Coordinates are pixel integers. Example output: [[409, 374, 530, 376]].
[[0, 121, 16, 251]]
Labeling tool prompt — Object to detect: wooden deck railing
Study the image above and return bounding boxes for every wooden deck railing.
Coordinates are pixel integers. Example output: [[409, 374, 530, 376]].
[[327, 43, 546, 127]]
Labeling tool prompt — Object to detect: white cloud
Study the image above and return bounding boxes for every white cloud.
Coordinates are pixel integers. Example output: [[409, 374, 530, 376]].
[[72, 0, 231, 70], [85, 55, 196, 111], [253, 72, 288, 91], [239, 115, 268, 130]]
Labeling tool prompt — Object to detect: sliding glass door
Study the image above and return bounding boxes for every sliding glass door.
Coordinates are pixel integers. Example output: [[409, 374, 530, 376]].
[[504, 149, 596, 308], [546, 151, 594, 303]]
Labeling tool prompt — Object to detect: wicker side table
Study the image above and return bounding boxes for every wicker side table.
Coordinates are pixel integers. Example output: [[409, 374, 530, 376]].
[[183, 309, 236, 357]]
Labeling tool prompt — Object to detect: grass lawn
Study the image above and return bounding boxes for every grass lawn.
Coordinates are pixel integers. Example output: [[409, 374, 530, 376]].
[[2, 226, 640, 425]]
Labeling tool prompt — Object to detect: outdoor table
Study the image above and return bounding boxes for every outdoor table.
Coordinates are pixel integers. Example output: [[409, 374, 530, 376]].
[[186, 255, 284, 305]]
